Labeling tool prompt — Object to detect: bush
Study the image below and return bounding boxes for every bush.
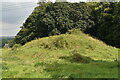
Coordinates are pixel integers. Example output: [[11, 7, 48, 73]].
[[53, 36, 68, 49]]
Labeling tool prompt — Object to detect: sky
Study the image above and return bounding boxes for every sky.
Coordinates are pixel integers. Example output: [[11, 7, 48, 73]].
[[1, 1, 38, 36], [1, 0, 85, 37], [1, 0, 117, 36]]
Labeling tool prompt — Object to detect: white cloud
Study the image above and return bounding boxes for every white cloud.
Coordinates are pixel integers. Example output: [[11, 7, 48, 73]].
[[1, 2, 38, 36], [1, 0, 39, 2], [1, 0, 87, 2], [1, 0, 90, 37], [0, 21, 21, 36]]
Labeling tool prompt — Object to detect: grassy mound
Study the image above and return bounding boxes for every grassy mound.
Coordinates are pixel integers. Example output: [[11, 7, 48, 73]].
[[2, 29, 119, 78]]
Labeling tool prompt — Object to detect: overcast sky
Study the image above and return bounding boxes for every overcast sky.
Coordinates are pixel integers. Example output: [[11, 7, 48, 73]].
[[1, 0, 88, 36], [1, 1, 38, 36]]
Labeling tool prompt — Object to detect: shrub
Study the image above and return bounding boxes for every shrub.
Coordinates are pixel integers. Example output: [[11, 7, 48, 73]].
[[53, 36, 68, 49]]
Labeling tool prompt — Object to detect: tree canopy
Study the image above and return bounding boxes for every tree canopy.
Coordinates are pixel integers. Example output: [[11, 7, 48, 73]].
[[10, 2, 120, 48], [13, 2, 94, 45], [86, 2, 120, 48]]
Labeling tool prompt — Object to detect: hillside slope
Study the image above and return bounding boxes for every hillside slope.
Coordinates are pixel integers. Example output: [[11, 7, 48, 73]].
[[2, 30, 118, 78]]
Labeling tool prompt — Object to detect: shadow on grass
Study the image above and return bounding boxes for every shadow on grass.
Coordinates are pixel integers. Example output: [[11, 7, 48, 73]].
[[59, 50, 115, 64], [42, 54, 118, 78], [43, 61, 118, 78], [59, 53, 94, 63]]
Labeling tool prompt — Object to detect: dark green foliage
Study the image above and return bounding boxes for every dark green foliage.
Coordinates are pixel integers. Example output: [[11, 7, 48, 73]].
[[86, 2, 120, 48], [13, 2, 94, 45], [7, 40, 15, 48], [12, 2, 120, 48]]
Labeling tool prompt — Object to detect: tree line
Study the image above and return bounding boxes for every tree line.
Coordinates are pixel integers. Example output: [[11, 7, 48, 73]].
[[8, 2, 120, 48]]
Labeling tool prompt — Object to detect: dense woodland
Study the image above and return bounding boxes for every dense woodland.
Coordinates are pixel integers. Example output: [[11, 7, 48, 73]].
[[8, 2, 120, 48], [86, 2, 120, 48]]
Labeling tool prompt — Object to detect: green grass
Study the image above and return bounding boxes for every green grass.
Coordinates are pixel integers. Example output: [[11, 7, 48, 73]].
[[2, 29, 119, 78]]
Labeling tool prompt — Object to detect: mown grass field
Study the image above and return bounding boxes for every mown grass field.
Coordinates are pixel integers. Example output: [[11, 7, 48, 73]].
[[2, 30, 119, 78]]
